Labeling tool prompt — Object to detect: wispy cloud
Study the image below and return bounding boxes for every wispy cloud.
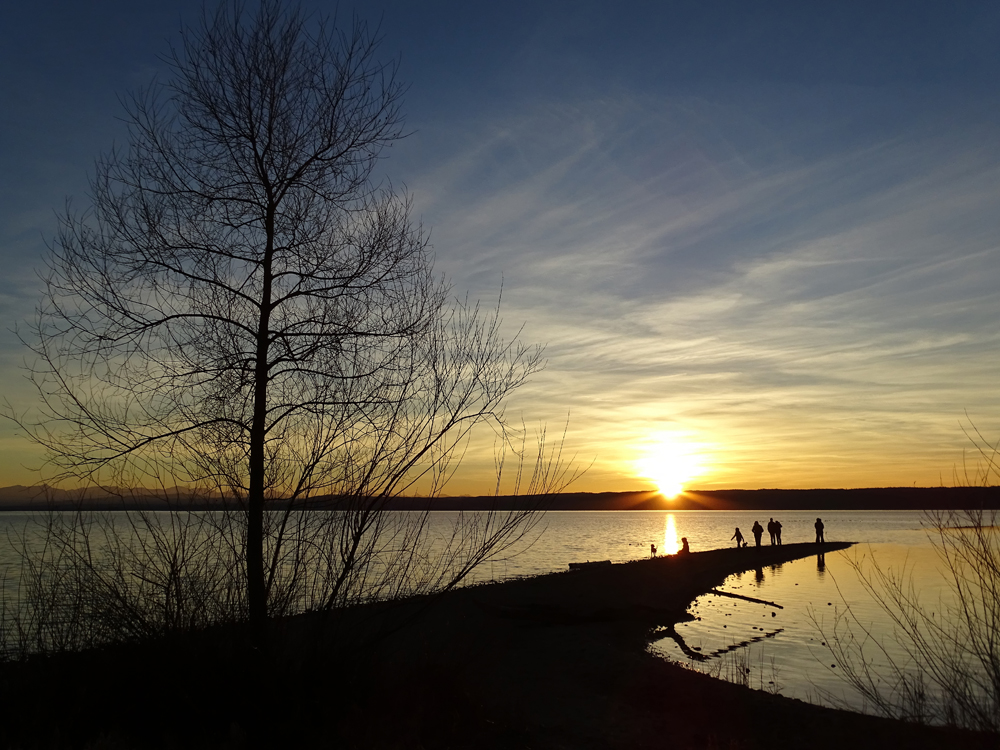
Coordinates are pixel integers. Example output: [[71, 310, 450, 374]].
[[403, 93, 1000, 490]]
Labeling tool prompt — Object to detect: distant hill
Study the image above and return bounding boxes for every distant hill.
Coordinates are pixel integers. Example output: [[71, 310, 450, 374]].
[[0, 484, 219, 510], [2, 485, 999, 511], [383, 487, 1000, 511], [677, 487, 1000, 511]]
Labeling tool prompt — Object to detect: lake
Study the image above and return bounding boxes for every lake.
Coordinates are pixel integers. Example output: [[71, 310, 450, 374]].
[[508, 509, 972, 721], [0, 508, 976, 721]]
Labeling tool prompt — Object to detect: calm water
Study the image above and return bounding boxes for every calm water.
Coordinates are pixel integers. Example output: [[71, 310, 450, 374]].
[[0, 509, 965, 716], [512, 510, 959, 716]]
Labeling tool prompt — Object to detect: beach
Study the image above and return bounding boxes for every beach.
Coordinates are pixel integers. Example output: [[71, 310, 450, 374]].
[[1, 540, 994, 749]]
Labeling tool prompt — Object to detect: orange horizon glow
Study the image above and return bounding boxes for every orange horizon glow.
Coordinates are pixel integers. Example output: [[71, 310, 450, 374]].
[[0, 420, 991, 496]]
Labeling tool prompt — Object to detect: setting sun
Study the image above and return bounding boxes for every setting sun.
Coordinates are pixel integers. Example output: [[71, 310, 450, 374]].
[[634, 435, 705, 497]]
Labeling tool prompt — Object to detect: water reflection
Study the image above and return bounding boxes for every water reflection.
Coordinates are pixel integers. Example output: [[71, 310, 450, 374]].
[[662, 513, 680, 554], [650, 544, 960, 719]]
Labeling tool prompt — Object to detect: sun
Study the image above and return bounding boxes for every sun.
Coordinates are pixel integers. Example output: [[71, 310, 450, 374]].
[[634, 436, 703, 498]]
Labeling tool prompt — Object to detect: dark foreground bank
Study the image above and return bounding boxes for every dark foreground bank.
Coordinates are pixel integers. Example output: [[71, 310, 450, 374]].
[[1, 542, 994, 749]]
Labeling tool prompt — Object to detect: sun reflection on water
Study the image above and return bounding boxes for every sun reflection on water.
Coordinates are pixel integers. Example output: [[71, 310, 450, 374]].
[[662, 513, 680, 554]]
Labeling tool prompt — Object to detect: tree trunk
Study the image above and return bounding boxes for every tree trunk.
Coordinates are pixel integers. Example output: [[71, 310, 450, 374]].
[[248, 219, 276, 647]]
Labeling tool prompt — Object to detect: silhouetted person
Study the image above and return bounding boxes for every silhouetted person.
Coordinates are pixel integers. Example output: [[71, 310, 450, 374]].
[[767, 518, 776, 545], [774, 520, 782, 546], [680, 537, 690, 554], [751, 520, 764, 547], [651, 543, 657, 558], [731, 527, 745, 548], [815, 517, 825, 543]]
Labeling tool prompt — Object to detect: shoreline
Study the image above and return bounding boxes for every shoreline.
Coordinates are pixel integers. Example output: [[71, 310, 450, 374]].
[[2, 541, 996, 748], [362, 541, 996, 748], [317, 541, 995, 748], [453, 540, 856, 624]]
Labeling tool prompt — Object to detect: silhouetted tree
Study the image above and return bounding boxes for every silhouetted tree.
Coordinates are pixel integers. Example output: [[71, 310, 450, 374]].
[[10, 1, 562, 647], [816, 420, 1000, 730]]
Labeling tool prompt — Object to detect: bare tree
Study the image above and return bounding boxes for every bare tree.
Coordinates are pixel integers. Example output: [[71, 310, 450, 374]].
[[8, 1, 567, 648], [815, 420, 1000, 731], [815, 508, 1000, 731]]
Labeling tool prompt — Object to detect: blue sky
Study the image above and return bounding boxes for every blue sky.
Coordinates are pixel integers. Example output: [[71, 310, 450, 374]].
[[3, 1, 1000, 491]]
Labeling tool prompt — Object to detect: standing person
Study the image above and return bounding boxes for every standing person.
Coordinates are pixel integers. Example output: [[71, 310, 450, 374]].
[[651, 543, 657, 558], [751, 520, 764, 547], [815, 517, 825, 544], [731, 527, 745, 548], [774, 519, 783, 546], [767, 518, 777, 545]]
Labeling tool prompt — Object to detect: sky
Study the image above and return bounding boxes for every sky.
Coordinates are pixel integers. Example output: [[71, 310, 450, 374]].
[[3, 1, 1000, 494]]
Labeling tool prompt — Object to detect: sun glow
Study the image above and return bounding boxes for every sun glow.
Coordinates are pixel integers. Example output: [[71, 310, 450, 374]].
[[634, 435, 705, 498]]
